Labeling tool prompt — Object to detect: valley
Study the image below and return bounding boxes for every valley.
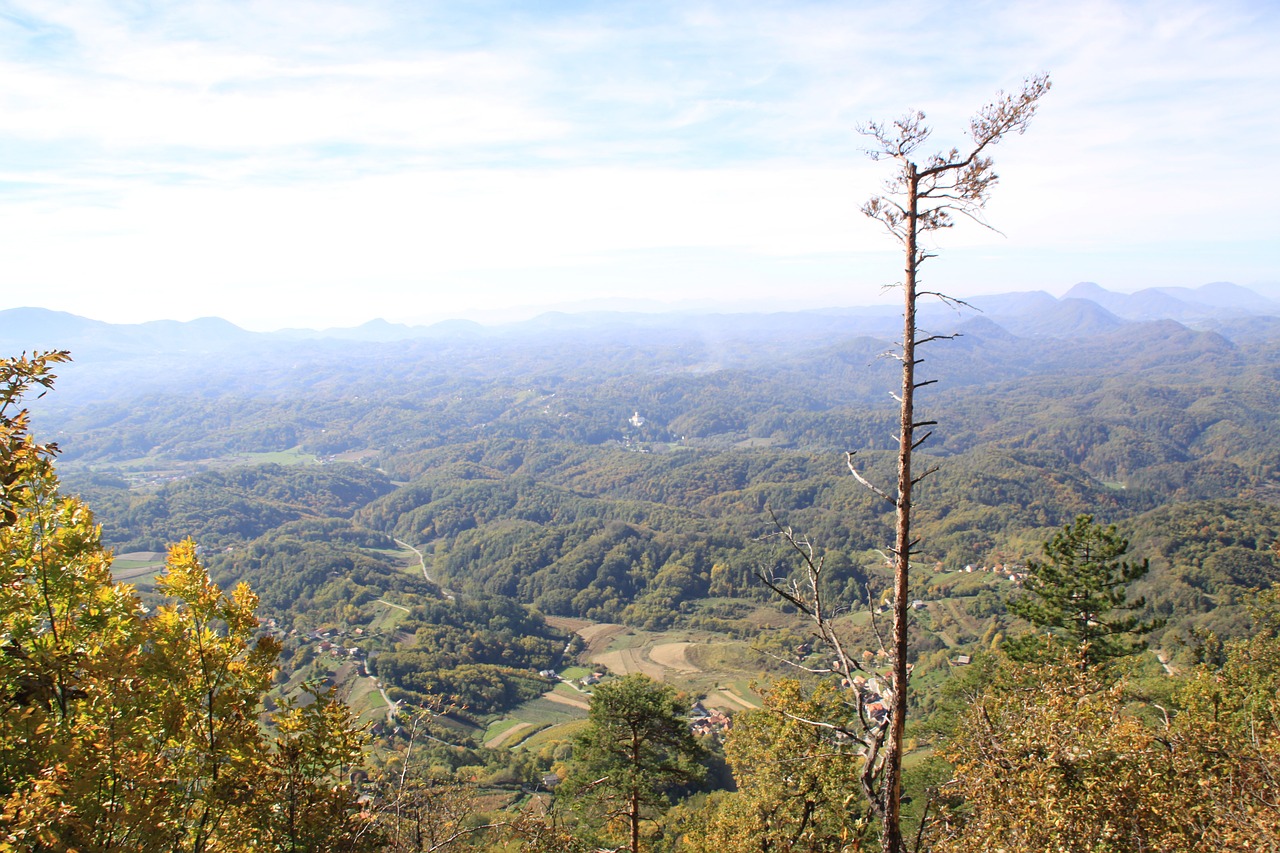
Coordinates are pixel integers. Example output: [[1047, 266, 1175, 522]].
[[4, 284, 1280, 849]]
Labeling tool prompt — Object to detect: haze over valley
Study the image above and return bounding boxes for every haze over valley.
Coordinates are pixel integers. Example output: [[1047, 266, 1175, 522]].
[[4, 0, 1279, 845]]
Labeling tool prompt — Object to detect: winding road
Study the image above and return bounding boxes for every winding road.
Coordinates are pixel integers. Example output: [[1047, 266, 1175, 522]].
[[375, 681, 399, 725], [367, 540, 453, 725], [395, 537, 453, 600]]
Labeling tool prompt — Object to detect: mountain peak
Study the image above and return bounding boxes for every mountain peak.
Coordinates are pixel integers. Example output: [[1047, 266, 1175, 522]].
[[1062, 281, 1111, 300]]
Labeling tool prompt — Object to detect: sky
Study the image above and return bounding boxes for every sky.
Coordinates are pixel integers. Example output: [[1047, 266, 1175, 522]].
[[1, 0, 1277, 331]]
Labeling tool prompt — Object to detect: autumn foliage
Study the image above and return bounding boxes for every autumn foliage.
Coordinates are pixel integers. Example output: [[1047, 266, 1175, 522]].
[[0, 352, 378, 852]]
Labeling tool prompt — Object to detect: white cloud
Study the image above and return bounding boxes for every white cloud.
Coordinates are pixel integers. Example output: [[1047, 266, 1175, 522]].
[[0, 0, 1277, 328]]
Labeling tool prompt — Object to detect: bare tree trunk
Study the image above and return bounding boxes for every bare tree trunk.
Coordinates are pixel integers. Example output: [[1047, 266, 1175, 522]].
[[765, 74, 1049, 853], [881, 166, 920, 853]]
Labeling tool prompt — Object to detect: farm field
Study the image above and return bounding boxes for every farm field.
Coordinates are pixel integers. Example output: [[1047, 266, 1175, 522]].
[[485, 619, 789, 752], [109, 551, 167, 591]]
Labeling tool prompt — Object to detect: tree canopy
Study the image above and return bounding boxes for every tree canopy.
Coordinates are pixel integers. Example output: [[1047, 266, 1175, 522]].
[[0, 352, 380, 851], [1007, 514, 1160, 664], [562, 674, 706, 853]]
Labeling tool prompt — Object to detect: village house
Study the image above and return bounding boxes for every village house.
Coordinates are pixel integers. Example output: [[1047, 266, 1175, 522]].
[[689, 703, 731, 739]]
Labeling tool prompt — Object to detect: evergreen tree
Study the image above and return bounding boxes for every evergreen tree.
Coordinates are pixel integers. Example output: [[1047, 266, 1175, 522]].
[[561, 674, 705, 853], [1007, 514, 1160, 665]]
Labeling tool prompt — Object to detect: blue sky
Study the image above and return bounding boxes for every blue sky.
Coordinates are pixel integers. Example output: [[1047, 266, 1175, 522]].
[[1, 0, 1276, 331]]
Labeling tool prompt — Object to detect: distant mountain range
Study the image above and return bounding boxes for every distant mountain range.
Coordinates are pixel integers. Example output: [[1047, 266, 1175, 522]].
[[3, 282, 1278, 360]]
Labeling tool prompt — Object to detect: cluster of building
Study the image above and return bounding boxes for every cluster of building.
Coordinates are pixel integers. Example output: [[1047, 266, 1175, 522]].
[[960, 563, 1029, 582], [873, 600, 930, 615], [849, 674, 892, 724], [689, 701, 732, 738], [302, 626, 368, 672]]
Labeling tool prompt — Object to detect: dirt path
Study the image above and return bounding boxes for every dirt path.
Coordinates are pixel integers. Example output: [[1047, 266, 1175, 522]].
[[377, 682, 399, 724], [396, 538, 453, 600], [375, 598, 410, 613], [485, 721, 533, 748], [715, 689, 760, 710]]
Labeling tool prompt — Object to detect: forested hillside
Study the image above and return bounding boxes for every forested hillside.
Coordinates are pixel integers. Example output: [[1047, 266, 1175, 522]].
[[29, 290, 1279, 650], [5, 287, 1280, 850]]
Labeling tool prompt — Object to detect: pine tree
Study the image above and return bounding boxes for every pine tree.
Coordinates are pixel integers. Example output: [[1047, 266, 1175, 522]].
[[561, 674, 705, 853], [1007, 514, 1161, 665]]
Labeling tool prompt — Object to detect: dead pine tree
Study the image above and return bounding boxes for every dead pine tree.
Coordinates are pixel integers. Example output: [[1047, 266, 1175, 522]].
[[764, 74, 1051, 853]]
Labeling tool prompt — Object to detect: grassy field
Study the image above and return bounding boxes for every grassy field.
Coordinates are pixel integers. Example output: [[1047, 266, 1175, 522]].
[[347, 674, 391, 727], [483, 718, 526, 743], [66, 447, 322, 494], [410, 594, 976, 764], [369, 598, 412, 633], [491, 696, 592, 753], [218, 447, 319, 466], [110, 551, 167, 591], [368, 542, 430, 579], [519, 718, 590, 751]]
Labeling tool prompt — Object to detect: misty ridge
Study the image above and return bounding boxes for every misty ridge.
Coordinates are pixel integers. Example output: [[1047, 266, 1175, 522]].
[[10, 279, 1280, 508], [5, 280, 1279, 403], [10, 274, 1280, 636]]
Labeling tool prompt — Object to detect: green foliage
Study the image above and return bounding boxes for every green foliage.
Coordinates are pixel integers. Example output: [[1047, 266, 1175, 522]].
[[257, 685, 378, 852], [0, 354, 379, 851], [8, 303, 1280, 848], [562, 674, 706, 853], [1007, 515, 1161, 664], [101, 462, 395, 552], [373, 596, 564, 720], [211, 517, 412, 625]]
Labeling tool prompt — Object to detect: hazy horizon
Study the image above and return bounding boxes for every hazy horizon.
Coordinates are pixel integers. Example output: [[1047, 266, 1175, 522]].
[[4, 278, 1276, 336]]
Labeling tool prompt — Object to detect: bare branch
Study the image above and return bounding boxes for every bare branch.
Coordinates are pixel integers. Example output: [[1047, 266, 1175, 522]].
[[760, 647, 835, 675], [426, 823, 508, 853], [918, 292, 977, 311], [911, 464, 940, 485], [768, 74, 1049, 853], [847, 452, 895, 504], [860, 725, 887, 819], [779, 709, 860, 737], [911, 792, 935, 853], [948, 203, 1008, 235], [865, 580, 890, 654]]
